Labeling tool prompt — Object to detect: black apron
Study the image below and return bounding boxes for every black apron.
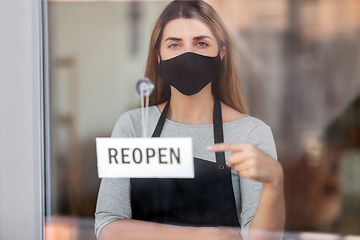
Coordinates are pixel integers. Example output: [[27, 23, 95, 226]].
[[130, 98, 241, 227]]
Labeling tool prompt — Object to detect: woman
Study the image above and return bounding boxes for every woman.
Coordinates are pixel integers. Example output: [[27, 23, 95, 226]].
[[95, 1, 285, 239]]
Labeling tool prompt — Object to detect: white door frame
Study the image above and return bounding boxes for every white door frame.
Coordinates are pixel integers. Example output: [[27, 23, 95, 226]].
[[0, 0, 45, 239]]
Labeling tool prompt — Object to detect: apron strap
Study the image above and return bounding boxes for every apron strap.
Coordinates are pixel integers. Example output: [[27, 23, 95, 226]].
[[213, 98, 223, 144], [151, 97, 226, 166], [213, 98, 227, 167], [151, 99, 170, 138]]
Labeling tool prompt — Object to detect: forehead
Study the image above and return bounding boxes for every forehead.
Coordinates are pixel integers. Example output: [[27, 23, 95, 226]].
[[162, 18, 215, 40]]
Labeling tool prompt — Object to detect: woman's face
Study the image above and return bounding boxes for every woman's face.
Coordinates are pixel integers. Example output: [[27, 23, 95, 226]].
[[158, 18, 226, 62]]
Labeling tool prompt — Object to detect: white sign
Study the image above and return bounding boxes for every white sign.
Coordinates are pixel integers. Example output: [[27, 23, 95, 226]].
[[96, 137, 194, 178]]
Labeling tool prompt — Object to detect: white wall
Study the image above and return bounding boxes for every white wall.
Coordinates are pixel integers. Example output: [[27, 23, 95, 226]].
[[49, 1, 170, 141]]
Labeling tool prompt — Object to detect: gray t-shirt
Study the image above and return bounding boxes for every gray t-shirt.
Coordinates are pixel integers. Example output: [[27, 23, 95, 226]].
[[95, 106, 278, 240]]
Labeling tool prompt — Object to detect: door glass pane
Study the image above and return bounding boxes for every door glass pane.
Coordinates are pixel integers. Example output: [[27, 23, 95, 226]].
[[46, 0, 360, 239], [47, 1, 170, 239]]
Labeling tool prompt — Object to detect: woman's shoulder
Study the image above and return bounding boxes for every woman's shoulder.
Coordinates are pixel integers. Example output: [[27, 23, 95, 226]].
[[116, 106, 160, 122], [112, 106, 159, 137], [157, 101, 167, 113], [221, 102, 275, 146], [115, 108, 141, 125], [221, 102, 247, 123], [221, 102, 268, 128], [221, 105, 277, 159]]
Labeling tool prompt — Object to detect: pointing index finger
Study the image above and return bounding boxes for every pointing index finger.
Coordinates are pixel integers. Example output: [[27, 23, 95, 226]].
[[207, 142, 247, 152]]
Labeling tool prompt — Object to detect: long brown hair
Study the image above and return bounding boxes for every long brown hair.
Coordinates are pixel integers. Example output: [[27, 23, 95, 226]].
[[145, 0, 248, 114]]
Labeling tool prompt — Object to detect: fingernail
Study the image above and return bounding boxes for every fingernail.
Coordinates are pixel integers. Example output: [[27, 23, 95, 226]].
[[207, 146, 213, 151]]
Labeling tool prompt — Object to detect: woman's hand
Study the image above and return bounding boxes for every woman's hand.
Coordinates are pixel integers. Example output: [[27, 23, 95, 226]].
[[208, 143, 283, 187], [208, 143, 285, 240]]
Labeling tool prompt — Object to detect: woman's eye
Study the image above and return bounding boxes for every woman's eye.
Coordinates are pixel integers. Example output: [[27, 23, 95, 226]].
[[169, 43, 180, 49], [197, 41, 209, 47]]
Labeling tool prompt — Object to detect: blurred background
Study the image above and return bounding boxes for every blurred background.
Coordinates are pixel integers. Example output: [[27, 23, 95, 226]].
[[46, 0, 360, 239]]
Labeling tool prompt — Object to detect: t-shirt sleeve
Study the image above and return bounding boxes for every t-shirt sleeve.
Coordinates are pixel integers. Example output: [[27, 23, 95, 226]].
[[94, 111, 140, 239], [240, 123, 278, 240]]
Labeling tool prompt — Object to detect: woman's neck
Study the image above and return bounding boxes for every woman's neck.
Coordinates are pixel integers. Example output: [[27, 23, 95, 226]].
[[167, 84, 214, 125]]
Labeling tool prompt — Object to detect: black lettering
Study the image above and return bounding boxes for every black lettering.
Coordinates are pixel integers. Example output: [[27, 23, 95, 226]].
[[170, 148, 180, 164], [121, 148, 130, 164], [158, 148, 167, 164], [146, 148, 155, 164], [109, 148, 118, 164], [132, 148, 142, 164]]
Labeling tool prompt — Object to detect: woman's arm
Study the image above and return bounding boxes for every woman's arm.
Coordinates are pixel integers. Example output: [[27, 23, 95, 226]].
[[95, 176, 242, 240], [98, 219, 242, 240], [209, 124, 285, 240], [248, 165, 285, 240], [244, 125, 285, 240]]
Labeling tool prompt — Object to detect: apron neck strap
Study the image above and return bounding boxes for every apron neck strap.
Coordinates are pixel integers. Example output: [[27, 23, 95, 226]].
[[151, 97, 226, 166], [152, 99, 170, 138], [213, 97, 223, 144], [213, 98, 226, 166]]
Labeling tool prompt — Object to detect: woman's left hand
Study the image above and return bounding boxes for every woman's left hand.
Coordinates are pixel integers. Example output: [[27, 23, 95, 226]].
[[208, 143, 283, 186]]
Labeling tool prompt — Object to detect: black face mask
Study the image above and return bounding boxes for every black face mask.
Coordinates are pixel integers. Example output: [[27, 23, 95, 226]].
[[158, 52, 222, 96]]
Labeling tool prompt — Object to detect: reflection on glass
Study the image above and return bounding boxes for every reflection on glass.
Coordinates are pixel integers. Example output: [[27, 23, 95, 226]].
[[47, 0, 360, 239]]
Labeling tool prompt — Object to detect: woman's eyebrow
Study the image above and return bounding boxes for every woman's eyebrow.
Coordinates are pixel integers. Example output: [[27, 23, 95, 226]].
[[165, 37, 182, 41], [164, 35, 212, 41], [193, 35, 212, 40]]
